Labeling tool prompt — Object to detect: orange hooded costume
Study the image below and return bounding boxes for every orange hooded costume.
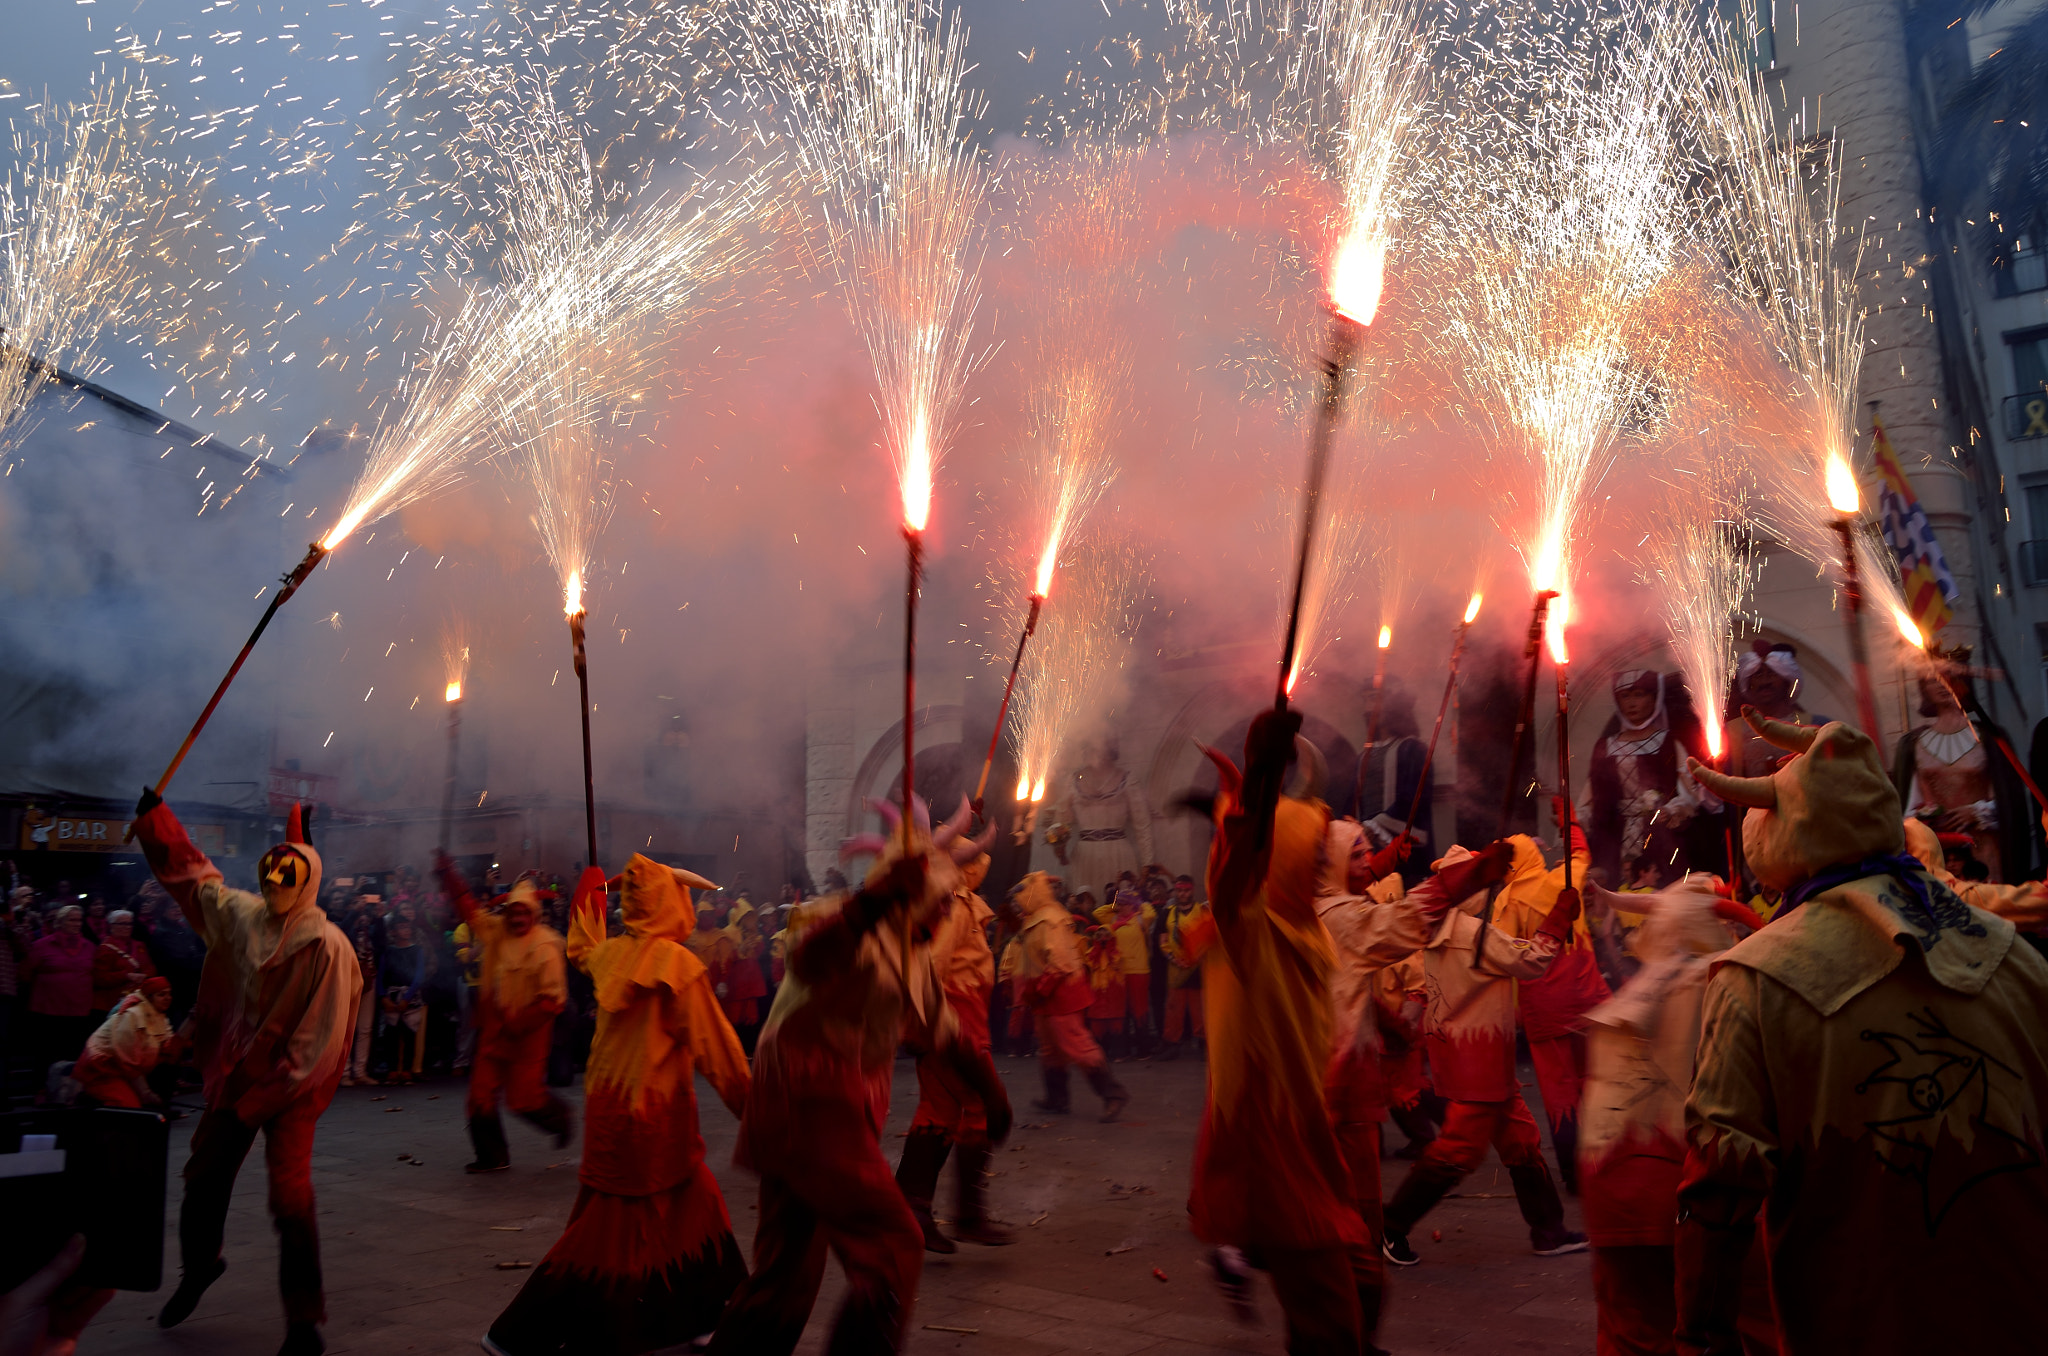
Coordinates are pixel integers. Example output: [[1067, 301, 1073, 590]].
[[1679, 714, 2048, 1355], [486, 856, 750, 1356]]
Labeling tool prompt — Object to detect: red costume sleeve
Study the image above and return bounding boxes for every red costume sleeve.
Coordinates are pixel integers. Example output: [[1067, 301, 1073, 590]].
[[131, 802, 221, 930], [566, 866, 608, 970], [436, 855, 480, 927]]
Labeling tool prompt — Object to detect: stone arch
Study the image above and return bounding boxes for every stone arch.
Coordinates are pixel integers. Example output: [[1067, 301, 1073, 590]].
[[845, 704, 970, 836]]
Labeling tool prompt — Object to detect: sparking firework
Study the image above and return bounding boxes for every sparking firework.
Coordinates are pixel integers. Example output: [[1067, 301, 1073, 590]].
[[2, 78, 170, 458], [1447, 7, 1694, 663], [1006, 530, 1151, 817], [1635, 467, 1759, 760]]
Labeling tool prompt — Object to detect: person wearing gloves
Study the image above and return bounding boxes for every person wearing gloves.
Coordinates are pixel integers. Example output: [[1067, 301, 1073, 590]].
[[1380, 834, 1590, 1266], [894, 803, 1008, 1254], [1318, 819, 1514, 1353], [1012, 870, 1130, 1121], [129, 795, 358, 1356], [485, 856, 748, 1356], [1576, 876, 1764, 1356], [1493, 814, 1606, 1193], [1901, 815, 2048, 934], [1678, 712, 2048, 1355], [435, 859, 573, 1174], [73, 976, 177, 1108], [705, 805, 1012, 1356]]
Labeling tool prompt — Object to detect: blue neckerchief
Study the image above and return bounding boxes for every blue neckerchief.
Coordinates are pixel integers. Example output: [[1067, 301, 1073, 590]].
[[1780, 852, 1986, 950]]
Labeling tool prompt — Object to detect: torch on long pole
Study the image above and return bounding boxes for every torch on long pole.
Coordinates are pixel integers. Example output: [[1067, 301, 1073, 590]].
[[1831, 516, 1883, 739], [1398, 596, 1482, 844], [152, 541, 329, 796], [1276, 314, 1366, 711], [439, 690, 462, 854], [1556, 654, 1574, 893], [569, 610, 598, 871], [904, 527, 924, 817], [1496, 591, 1558, 836], [971, 593, 1043, 818]]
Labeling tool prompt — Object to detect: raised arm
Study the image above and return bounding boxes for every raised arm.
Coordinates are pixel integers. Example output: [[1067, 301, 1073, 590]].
[[434, 852, 480, 927], [131, 790, 224, 933]]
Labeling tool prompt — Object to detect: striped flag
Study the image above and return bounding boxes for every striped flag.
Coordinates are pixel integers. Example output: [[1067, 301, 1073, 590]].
[[1869, 416, 1956, 636]]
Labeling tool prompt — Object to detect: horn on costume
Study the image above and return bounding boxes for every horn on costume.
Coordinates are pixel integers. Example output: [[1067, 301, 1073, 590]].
[[950, 817, 998, 864], [671, 868, 717, 892], [869, 799, 902, 832], [1743, 706, 1817, 754], [1291, 735, 1326, 802], [840, 833, 889, 861], [1196, 743, 1244, 806], [1688, 757, 1778, 809], [286, 803, 307, 845], [933, 795, 973, 849], [1583, 879, 1639, 919]]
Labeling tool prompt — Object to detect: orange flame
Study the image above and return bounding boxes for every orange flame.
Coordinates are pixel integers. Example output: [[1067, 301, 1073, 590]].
[[1889, 603, 1924, 649], [1328, 227, 1386, 325], [1015, 771, 1031, 802], [902, 407, 933, 533], [1031, 777, 1046, 803], [1704, 718, 1723, 760], [1034, 536, 1058, 597], [1285, 655, 1303, 697], [1545, 590, 1570, 665], [1463, 593, 1483, 625], [1824, 454, 1859, 514], [1377, 624, 1393, 650], [564, 571, 583, 617], [444, 681, 462, 703]]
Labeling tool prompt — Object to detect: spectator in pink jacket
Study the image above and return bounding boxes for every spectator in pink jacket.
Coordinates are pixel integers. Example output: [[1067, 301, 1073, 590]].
[[23, 904, 97, 1098]]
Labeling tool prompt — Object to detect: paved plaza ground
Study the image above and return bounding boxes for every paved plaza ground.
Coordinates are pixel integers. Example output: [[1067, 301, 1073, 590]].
[[79, 1054, 1594, 1356]]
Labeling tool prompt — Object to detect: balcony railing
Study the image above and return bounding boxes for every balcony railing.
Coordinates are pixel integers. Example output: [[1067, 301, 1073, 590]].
[[2021, 540, 2048, 588], [2006, 391, 2048, 441]]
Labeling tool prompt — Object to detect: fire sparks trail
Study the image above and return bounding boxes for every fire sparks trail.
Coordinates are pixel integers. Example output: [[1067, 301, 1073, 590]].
[[1, 78, 179, 458], [443, 620, 471, 705], [1636, 466, 1759, 762], [1004, 530, 1150, 809], [767, 0, 989, 534], [1447, 6, 1692, 664]]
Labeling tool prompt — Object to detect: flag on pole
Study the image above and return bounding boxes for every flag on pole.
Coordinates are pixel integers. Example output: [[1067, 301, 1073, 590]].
[[1869, 416, 1956, 636]]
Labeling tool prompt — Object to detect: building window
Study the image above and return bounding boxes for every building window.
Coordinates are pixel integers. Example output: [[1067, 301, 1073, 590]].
[[1993, 233, 2048, 298], [1714, 0, 1776, 69], [2010, 326, 2048, 393]]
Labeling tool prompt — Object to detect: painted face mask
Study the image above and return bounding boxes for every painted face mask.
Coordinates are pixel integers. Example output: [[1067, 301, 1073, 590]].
[[259, 844, 318, 917]]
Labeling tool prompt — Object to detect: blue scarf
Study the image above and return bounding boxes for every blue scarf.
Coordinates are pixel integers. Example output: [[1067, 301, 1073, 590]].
[[1781, 852, 1986, 950]]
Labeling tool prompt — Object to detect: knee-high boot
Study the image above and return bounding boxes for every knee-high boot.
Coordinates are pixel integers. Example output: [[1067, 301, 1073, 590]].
[[952, 1141, 1014, 1245], [894, 1129, 956, 1254], [466, 1113, 511, 1173]]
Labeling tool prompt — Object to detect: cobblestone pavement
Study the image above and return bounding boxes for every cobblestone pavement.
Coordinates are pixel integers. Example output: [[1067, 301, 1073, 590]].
[[80, 1054, 1594, 1356]]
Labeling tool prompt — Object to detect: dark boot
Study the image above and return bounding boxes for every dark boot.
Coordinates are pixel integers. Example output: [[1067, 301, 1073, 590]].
[[466, 1112, 511, 1173], [1033, 1065, 1071, 1114], [158, 1257, 226, 1329], [1380, 1159, 1462, 1265], [952, 1141, 1014, 1245], [1508, 1159, 1586, 1254], [1083, 1065, 1129, 1122], [894, 1129, 955, 1254], [517, 1095, 576, 1150], [277, 1321, 324, 1356]]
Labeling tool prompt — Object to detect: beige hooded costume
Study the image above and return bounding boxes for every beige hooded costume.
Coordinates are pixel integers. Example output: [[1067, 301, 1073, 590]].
[[1678, 714, 2048, 1356]]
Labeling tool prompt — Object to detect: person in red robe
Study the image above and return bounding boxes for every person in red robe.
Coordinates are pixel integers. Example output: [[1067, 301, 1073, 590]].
[[485, 855, 750, 1356], [435, 860, 573, 1173], [132, 794, 358, 1356], [894, 819, 1011, 1254], [705, 808, 1012, 1356], [1191, 713, 1412, 1355], [73, 976, 176, 1107]]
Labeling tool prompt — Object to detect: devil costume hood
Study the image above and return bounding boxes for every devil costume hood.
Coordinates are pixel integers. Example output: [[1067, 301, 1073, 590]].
[[1676, 713, 2048, 1356]]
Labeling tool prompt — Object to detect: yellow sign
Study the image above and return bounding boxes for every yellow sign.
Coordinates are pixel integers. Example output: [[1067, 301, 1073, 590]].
[[19, 809, 133, 854]]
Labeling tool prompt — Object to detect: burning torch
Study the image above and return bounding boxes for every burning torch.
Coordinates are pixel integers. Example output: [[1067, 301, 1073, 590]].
[[972, 585, 1045, 820], [1825, 448, 1883, 739], [901, 413, 933, 822], [566, 574, 598, 871], [1399, 593, 1482, 845], [440, 664, 465, 855]]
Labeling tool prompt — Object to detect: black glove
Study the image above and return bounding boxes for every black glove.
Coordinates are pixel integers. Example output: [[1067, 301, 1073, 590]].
[[136, 787, 163, 817]]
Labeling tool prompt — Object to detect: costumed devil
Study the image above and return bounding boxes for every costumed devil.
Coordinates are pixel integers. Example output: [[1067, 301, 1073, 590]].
[[484, 856, 749, 1356], [704, 802, 1012, 1356], [132, 792, 360, 1356], [1679, 712, 2048, 1354], [435, 858, 574, 1173]]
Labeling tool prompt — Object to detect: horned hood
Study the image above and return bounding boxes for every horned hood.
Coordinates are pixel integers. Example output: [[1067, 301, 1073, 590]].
[[1691, 713, 1903, 892]]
